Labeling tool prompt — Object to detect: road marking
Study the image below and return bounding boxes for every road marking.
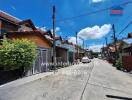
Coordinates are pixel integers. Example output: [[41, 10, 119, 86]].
[[79, 60, 95, 100], [88, 81, 132, 95]]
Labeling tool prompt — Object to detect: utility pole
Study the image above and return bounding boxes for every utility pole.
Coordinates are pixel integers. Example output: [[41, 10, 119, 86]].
[[83, 39, 84, 49], [102, 42, 105, 58], [76, 32, 79, 59], [112, 24, 118, 60], [52, 5, 56, 71], [76, 32, 78, 53], [105, 37, 108, 46], [105, 37, 108, 58], [76, 32, 78, 45]]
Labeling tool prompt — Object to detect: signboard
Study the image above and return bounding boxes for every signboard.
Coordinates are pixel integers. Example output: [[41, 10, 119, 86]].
[[110, 6, 123, 15]]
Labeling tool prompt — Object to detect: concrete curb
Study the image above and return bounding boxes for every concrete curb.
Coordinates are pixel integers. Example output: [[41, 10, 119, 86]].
[[0, 72, 53, 88]]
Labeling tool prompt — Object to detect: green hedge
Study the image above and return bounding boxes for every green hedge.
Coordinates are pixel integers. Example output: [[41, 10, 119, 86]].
[[0, 38, 37, 71]]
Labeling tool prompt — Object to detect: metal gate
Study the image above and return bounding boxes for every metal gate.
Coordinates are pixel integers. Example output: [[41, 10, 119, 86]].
[[33, 49, 47, 74]]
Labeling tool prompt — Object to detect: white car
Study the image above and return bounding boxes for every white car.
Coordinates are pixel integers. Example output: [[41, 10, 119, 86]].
[[81, 57, 91, 63]]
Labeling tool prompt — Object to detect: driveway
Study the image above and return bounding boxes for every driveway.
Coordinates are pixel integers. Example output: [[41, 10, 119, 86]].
[[0, 58, 132, 100]]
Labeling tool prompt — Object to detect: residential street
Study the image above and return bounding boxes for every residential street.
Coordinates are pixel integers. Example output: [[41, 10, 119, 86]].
[[0, 58, 132, 100]]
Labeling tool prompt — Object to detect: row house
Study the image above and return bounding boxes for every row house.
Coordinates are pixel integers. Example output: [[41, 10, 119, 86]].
[[46, 35, 68, 64], [0, 11, 86, 76], [55, 36, 68, 64], [0, 11, 53, 75], [101, 33, 132, 71], [61, 40, 85, 63], [61, 40, 76, 63]]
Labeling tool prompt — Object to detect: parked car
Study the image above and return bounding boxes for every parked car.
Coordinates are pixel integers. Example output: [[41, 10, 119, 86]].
[[81, 57, 91, 63], [98, 54, 102, 59]]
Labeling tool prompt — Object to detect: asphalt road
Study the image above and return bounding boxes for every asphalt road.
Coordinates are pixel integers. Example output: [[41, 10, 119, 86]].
[[0, 58, 132, 100]]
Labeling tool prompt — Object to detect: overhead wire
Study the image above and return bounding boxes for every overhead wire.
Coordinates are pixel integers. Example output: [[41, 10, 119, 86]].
[[56, 1, 132, 22], [117, 21, 132, 37], [104, 1, 132, 43], [57, 0, 132, 40], [46, 0, 132, 45]]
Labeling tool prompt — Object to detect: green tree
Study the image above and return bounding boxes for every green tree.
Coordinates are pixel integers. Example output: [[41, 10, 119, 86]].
[[0, 38, 37, 71]]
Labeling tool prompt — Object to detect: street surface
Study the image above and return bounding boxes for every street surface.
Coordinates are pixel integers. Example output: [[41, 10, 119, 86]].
[[0, 58, 132, 100]]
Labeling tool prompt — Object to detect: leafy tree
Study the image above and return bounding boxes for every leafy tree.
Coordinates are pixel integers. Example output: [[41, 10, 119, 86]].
[[0, 38, 37, 71]]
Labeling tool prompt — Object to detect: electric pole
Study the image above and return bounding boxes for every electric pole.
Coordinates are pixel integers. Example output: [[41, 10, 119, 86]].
[[76, 32, 78, 59], [105, 37, 108, 58], [83, 39, 84, 49], [76, 32, 78, 45], [112, 24, 118, 60], [105, 37, 108, 46], [52, 5, 56, 71]]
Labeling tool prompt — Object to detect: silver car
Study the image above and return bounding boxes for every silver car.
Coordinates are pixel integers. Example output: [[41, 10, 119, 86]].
[[81, 57, 91, 63]]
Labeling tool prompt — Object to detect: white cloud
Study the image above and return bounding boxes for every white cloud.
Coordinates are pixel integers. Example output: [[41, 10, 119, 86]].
[[36, 26, 47, 32], [92, 0, 104, 3], [78, 24, 111, 39], [51, 27, 61, 33], [37, 26, 61, 33], [56, 27, 61, 32], [40, 27, 47, 32], [68, 37, 83, 45], [89, 44, 103, 52]]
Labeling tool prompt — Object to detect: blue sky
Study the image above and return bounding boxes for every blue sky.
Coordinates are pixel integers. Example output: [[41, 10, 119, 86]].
[[0, 0, 132, 52]]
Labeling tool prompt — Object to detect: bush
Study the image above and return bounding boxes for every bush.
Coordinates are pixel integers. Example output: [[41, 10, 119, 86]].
[[115, 57, 123, 70], [0, 38, 37, 71]]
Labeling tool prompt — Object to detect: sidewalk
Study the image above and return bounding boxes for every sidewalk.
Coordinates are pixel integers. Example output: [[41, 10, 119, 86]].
[[0, 71, 53, 89], [0, 64, 78, 89], [0, 63, 92, 100]]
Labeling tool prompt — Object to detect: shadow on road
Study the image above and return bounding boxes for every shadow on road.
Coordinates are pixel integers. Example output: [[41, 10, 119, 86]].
[[106, 95, 132, 100]]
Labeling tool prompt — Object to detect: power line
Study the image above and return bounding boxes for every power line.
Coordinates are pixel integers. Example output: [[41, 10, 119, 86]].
[[117, 21, 132, 37], [57, 7, 109, 22], [104, 5, 132, 43], [57, 1, 132, 40], [56, 1, 132, 22]]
